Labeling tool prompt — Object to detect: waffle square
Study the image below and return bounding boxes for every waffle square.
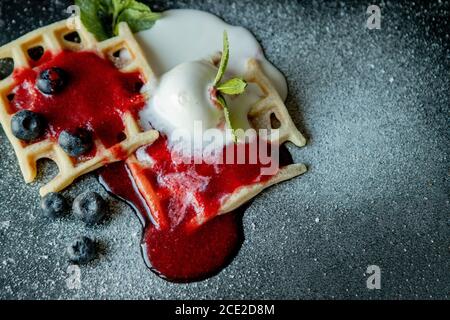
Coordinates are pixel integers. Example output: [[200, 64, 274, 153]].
[[0, 18, 158, 196], [217, 58, 308, 215]]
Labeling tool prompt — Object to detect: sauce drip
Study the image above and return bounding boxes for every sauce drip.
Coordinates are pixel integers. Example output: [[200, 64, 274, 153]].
[[99, 160, 243, 282], [10, 50, 145, 150], [5, 33, 294, 281], [99, 137, 288, 282]]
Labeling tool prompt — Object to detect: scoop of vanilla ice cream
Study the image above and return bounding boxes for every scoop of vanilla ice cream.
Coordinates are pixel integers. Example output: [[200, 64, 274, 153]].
[[140, 61, 224, 137]]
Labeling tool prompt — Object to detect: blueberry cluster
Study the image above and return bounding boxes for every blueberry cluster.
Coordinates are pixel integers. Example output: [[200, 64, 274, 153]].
[[10, 67, 93, 157], [41, 191, 106, 265]]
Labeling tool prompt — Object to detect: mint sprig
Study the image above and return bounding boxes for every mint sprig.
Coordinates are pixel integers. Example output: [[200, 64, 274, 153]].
[[76, 0, 110, 41], [216, 93, 237, 143], [213, 31, 230, 86], [115, 1, 161, 35], [75, 0, 161, 41], [216, 78, 248, 95], [213, 31, 248, 143]]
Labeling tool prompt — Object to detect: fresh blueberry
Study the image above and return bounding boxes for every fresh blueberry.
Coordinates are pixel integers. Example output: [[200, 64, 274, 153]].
[[41, 192, 68, 219], [36, 67, 68, 94], [11, 110, 46, 141], [67, 236, 97, 265], [73, 192, 106, 226], [58, 128, 93, 157]]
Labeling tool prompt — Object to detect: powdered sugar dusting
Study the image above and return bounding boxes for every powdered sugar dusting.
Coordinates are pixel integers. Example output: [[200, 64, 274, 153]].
[[0, 0, 448, 300]]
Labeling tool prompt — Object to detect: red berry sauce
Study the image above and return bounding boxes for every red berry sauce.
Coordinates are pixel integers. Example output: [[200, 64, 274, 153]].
[[100, 137, 290, 282], [10, 50, 145, 153], [8, 49, 292, 282]]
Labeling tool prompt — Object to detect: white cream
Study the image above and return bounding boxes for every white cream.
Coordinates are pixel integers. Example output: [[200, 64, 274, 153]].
[[136, 9, 287, 100], [140, 61, 222, 135], [137, 9, 288, 154]]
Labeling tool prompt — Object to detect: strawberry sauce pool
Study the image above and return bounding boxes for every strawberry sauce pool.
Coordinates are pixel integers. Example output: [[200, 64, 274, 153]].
[[9, 49, 290, 282], [100, 161, 243, 282], [10, 50, 145, 150], [99, 137, 291, 282]]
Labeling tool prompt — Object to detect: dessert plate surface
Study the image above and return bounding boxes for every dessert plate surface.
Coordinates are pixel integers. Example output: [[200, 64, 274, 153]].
[[0, 0, 448, 299]]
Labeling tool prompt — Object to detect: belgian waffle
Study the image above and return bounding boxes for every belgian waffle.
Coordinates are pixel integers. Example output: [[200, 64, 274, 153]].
[[0, 18, 159, 196]]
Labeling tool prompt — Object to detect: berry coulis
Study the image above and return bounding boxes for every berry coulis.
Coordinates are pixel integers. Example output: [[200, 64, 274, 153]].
[[99, 137, 288, 282], [10, 50, 145, 150], [9, 49, 291, 282]]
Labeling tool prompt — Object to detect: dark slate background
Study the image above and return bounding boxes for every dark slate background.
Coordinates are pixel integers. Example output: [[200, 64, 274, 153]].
[[0, 0, 448, 299]]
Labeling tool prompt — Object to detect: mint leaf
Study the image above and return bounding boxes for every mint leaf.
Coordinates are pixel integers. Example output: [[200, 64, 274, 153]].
[[115, 2, 161, 35], [111, 0, 132, 32], [212, 31, 247, 144], [213, 31, 229, 87], [216, 78, 247, 95], [127, 0, 157, 12], [216, 93, 237, 143], [112, 0, 133, 14], [98, 0, 113, 15], [76, 0, 111, 41], [76, 0, 160, 40]]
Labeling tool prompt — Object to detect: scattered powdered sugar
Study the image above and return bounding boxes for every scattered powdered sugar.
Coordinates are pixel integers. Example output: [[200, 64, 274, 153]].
[[0, 220, 11, 230], [158, 169, 211, 227], [0, 0, 448, 300]]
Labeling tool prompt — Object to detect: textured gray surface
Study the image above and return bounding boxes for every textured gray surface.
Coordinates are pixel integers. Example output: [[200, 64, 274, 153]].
[[0, 0, 449, 300]]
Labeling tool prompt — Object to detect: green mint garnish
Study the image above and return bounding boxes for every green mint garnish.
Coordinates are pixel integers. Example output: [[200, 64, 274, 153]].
[[216, 78, 247, 95], [213, 31, 230, 87], [114, 1, 162, 35], [216, 93, 237, 143], [75, 0, 161, 41], [213, 31, 248, 143], [75, 0, 110, 41]]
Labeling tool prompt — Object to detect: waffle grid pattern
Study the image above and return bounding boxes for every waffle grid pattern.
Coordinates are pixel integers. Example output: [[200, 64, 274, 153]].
[[0, 18, 158, 196], [218, 58, 307, 215]]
